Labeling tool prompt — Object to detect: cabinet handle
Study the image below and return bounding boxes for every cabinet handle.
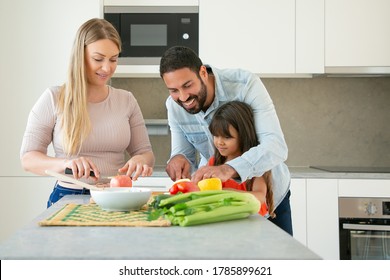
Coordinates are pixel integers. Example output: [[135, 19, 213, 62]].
[[343, 223, 390, 232]]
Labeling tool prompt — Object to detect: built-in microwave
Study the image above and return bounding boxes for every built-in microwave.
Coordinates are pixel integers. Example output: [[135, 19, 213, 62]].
[[104, 6, 199, 65]]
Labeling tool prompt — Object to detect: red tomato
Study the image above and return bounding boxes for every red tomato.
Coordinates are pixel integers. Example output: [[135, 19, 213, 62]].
[[110, 175, 132, 187], [169, 184, 179, 195], [169, 179, 200, 194]]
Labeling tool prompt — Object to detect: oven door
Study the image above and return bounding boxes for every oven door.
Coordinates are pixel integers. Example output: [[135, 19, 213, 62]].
[[339, 219, 390, 260]]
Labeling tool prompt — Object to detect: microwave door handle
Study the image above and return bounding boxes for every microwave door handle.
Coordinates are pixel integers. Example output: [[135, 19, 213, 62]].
[[343, 223, 390, 232]]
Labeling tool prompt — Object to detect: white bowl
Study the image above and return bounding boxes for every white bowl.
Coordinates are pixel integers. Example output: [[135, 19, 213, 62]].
[[90, 187, 152, 211]]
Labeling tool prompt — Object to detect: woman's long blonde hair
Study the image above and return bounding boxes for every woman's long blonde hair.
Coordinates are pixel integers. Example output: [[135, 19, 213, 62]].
[[57, 18, 121, 156]]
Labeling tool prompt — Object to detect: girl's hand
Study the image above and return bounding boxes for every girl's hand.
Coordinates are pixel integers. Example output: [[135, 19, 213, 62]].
[[64, 157, 99, 181], [118, 154, 154, 181]]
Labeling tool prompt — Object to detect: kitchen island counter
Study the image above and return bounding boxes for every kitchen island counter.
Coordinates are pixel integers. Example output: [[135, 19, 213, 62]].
[[0, 195, 320, 260]]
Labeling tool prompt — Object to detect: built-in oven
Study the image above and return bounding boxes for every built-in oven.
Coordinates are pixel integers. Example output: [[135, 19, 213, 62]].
[[339, 197, 390, 260], [104, 5, 199, 65]]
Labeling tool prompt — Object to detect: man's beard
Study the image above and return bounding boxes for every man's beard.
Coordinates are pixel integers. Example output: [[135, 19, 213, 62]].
[[178, 81, 207, 114]]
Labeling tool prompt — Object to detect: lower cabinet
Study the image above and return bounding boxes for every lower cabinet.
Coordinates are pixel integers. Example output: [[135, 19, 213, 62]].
[[290, 179, 307, 246], [338, 179, 390, 198], [0, 177, 56, 243], [306, 179, 339, 259], [290, 178, 339, 259]]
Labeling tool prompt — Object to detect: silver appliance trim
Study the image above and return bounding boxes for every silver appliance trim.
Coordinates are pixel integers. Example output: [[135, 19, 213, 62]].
[[310, 165, 390, 173], [118, 57, 161, 65], [339, 197, 390, 219], [325, 66, 390, 77], [343, 223, 390, 232], [105, 6, 199, 13]]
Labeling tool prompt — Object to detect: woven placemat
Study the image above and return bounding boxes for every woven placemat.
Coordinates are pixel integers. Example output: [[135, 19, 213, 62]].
[[39, 203, 171, 227]]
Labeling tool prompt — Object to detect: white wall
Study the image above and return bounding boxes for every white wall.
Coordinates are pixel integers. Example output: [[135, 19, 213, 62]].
[[0, 0, 101, 243]]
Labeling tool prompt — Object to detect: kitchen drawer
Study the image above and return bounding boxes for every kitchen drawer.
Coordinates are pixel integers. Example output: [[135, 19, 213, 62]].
[[338, 179, 390, 198]]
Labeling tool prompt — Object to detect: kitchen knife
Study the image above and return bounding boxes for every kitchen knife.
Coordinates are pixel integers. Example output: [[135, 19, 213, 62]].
[[65, 168, 114, 179], [45, 170, 103, 191]]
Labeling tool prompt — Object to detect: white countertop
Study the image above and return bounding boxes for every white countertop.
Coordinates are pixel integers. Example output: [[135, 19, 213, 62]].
[[0, 195, 320, 260]]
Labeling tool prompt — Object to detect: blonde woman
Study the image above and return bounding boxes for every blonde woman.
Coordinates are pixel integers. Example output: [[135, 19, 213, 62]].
[[20, 18, 155, 207]]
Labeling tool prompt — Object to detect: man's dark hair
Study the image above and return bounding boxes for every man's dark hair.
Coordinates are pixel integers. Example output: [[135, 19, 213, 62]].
[[159, 46, 203, 77]]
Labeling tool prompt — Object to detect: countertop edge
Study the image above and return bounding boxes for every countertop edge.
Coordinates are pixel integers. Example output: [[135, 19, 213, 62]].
[[150, 167, 390, 180]]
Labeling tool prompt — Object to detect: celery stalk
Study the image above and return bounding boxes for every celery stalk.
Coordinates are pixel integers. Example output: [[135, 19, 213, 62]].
[[148, 190, 261, 226], [158, 190, 231, 207], [177, 203, 258, 226], [179, 212, 251, 226], [184, 192, 256, 208]]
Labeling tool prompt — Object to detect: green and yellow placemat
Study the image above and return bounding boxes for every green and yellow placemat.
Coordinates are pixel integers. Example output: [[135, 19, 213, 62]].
[[39, 203, 171, 227]]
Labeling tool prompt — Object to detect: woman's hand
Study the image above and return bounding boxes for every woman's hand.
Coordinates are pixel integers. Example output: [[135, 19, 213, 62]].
[[64, 156, 99, 181], [118, 151, 154, 181]]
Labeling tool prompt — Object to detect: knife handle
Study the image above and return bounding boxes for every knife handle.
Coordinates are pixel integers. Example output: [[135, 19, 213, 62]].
[[65, 167, 96, 177]]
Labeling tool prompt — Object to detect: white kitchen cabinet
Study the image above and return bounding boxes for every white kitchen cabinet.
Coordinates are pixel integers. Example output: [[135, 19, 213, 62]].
[[306, 179, 339, 259], [0, 177, 55, 243], [289, 179, 307, 246], [325, 0, 390, 73], [199, 0, 324, 76], [338, 179, 390, 198], [296, 0, 324, 74], [199, 0, 295, 74]]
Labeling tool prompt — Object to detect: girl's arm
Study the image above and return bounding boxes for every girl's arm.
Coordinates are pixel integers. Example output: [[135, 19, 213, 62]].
[[250, 176, 268, 205]]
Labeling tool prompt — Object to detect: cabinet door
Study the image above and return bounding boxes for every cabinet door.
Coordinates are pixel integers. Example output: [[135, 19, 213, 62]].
[[0, 177, 55, 243], [296, 0, 324, 74], [289, 179, 307, 246], [199, 0, 295, 74], [339, 179, 390, 198], [306, 179, 339, 259], [325, 0, 390, 68]]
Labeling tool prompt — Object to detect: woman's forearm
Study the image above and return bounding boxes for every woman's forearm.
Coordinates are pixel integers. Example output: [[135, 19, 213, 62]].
[[21, 151, 66, 176]]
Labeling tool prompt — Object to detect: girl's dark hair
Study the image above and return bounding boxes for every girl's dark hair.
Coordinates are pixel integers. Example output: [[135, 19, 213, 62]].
[[209, 101, 258, 165], [159, 46, 203, 78], [209, 101, 275, 218]]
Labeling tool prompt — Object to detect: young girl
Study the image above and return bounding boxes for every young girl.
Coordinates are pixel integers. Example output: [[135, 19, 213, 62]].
[[208, 101, 275, 218]]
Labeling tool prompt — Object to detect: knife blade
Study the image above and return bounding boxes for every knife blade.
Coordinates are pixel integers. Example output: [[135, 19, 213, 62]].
[[46, 170, 102, 191]]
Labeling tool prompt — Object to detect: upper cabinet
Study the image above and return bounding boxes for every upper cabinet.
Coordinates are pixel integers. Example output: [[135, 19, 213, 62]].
[[199, 0, 324, 76], [296, 0, 324, 74], [325, 0, 390, 74], [199, 0, 295, 74], [110, 0, 390, 76]]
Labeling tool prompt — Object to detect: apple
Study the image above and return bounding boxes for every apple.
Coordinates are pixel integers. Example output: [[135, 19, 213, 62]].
[[110, 175, 132, 187]]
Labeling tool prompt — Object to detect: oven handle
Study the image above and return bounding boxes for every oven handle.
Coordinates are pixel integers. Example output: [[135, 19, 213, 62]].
[[343, 223, 390, 231]]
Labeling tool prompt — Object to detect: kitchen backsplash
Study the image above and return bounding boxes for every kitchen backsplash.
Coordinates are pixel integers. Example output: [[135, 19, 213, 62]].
[[111, 76, 390, 168]]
